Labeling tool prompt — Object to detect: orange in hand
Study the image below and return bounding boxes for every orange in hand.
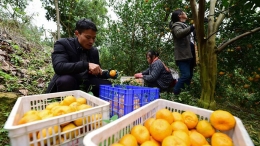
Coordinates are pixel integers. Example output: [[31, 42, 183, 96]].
[[109, 70, 117, 77]]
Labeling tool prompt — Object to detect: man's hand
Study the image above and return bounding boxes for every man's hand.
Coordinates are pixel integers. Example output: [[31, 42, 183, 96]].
[[134, 73, 143, 78], [88, 63, 102, 75]]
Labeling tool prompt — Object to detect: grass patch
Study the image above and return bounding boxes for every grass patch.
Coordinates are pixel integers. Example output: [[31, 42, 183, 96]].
[[0, 97, 17, 146]]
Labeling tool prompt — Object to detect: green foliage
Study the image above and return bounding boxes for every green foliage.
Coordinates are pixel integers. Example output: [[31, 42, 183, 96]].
[[160, 90, 198, 107], [0, 71, 14, 81], [0, 0, 32, 26], [0, 19, 53, 94], [0, 70, 19, 92], [41, 0, 108, 41], [100, 0, 182, 75], [103, 115, 118, 123], [0, 97, 16, 146], [215, 1, 260, 108]]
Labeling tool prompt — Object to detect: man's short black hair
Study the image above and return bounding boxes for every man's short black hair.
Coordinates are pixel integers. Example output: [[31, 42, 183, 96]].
[[75, 18, 98, 34]]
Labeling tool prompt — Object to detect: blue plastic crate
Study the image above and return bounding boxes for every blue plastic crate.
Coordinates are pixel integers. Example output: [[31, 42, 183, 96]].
[[99, 85, 159, 117]]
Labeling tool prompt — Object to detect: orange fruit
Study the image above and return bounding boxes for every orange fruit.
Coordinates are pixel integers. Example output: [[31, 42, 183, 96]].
[[144, 118, 155, 133], [76, 97, 87, 104], [29, 142, 40, 146], [111, 143, 124, 146], [52, 106, 73, 116], [189, 129, 209, 146], [51, 105, 61, 113], [109, 70, 117, 77], [172, 112, 184, 122], [162, 135, 187, 146], [73, 117, 86, 126], [150, 119, 172, 142], [172, 130, 191, 146], [77, 104, 92, 111], [211, 132, 233, 146], [18, 114, 41, 139], [181, 111, 198, 129], [170, 121, 189, 134], [69, 102, 81, 111], [248, 77, 254, 81], [219, 72, 225, 75], [156, 108, 174, 124], [141, 140, 159, 146], [149, 136, 161, 146], [60, 95, 77, 106], [41, 113, 54, 120], [18, 114, 41, 125], [119, 134, 138, 146], [196, 120, 215, 138], [61, 123, 79, 139], [55, 136, 64, 145], [88, 114, 103, 129], [45, 102, 60, 110], [243, 84, 250, 89], [210, 110, 236, 131], [37, 125, 59, 144], [38, 109, 52, 119], [23, 110, 39, 117], [130, 125, 150, 144], [52, 106, 73, 126], [88, 114, 102, 122]]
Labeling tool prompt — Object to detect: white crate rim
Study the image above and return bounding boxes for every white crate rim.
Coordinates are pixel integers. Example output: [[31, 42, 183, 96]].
[[83, 99, 254, 146], [5, 90, 110, 130], [4, 90, 110, 146]]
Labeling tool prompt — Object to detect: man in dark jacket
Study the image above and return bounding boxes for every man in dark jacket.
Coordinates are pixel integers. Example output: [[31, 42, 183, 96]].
[[46, 18, 116, 97]]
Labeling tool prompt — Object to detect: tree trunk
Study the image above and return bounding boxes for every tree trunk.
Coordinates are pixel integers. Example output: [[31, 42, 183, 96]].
[[54, 0, 61, 39], [198, 36, 217, 110]]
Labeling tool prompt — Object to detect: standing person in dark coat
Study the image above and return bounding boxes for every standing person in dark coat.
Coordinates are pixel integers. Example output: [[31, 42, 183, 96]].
[[169, 9, 196, 95], [46, 18, 117, 97], [134, 50, 174, 92]]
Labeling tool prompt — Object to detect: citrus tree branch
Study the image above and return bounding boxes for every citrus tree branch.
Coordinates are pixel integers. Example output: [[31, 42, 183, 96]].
[[216, 27, 260, 53], [214, 8, 225, 29], [190, 0, 198, 23]]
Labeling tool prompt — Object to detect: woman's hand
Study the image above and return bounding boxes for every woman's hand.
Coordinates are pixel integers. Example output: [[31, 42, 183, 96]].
[[134, 73, 143, 78]]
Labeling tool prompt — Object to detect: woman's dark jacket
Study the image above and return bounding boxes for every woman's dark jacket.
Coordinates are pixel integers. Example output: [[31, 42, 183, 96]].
[[142, 59, 174, 89], [46, 38, 104, 93]]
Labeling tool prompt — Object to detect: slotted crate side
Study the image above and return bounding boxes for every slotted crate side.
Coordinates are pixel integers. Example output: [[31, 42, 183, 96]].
[[83, 99, 254, 146], [99, 85, 159, 117], [4, 90, 110, 146]]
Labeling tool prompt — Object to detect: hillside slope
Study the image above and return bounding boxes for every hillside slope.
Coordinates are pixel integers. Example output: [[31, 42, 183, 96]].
[[0, 21, 54, 95]]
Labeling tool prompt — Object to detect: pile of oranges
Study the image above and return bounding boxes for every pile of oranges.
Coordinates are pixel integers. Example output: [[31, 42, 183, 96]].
[[111, 108, 236, 146], [18, 95, 102, 145]]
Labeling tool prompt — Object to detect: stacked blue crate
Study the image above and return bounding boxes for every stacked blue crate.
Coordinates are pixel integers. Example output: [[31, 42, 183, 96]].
[[99, 85, 159, 117]]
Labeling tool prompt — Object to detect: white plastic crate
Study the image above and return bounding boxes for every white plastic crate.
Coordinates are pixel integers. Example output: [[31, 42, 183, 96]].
[[83, 99, 254, 146], [4, 90, 110, 146]]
